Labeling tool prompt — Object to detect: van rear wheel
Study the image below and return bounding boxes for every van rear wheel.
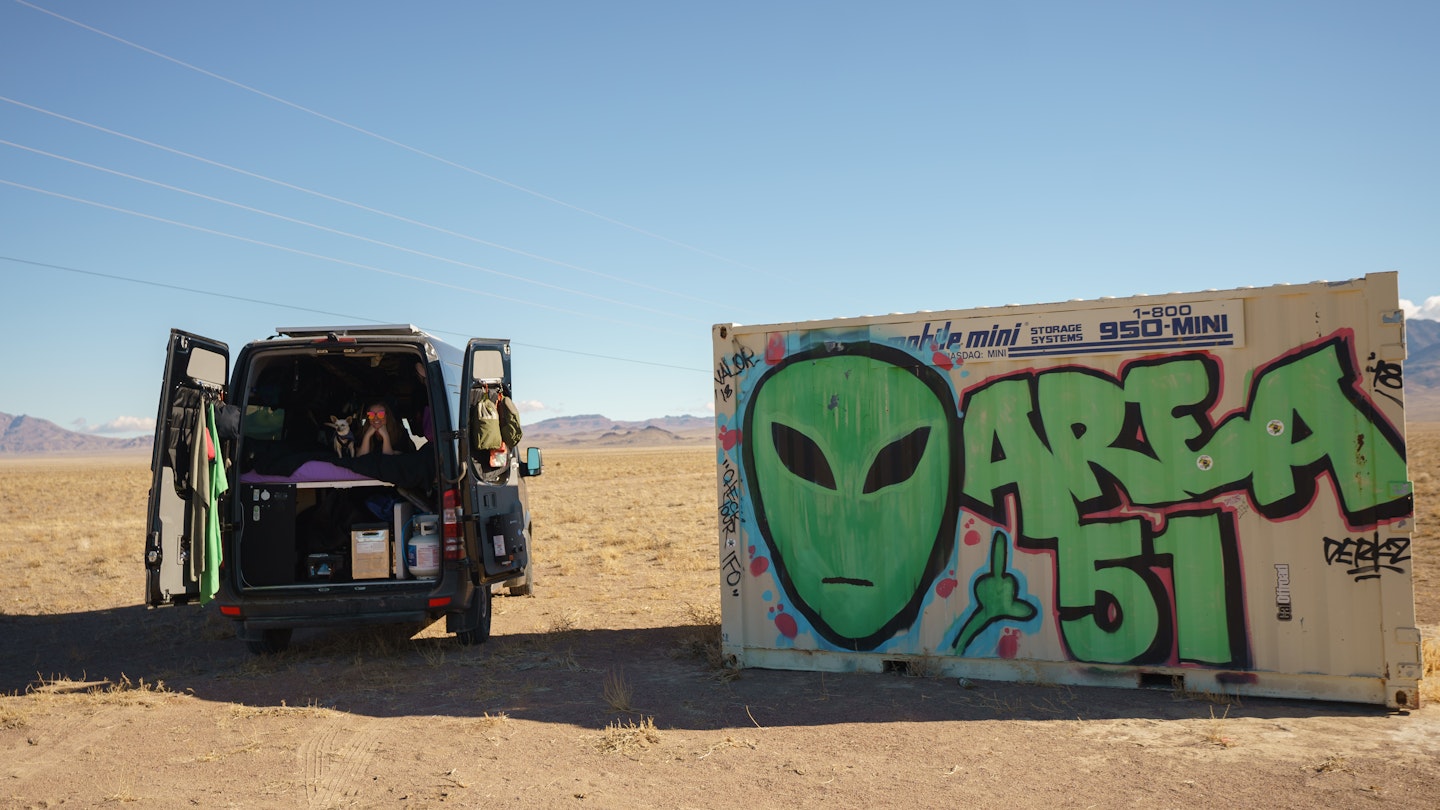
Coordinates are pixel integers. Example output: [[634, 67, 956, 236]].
[[245, 628, 292, 655], [455, 585, 492, 646], [503, 565, 533, 597]]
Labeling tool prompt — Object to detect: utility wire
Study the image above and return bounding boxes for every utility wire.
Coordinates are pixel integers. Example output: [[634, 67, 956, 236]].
[[0, 137, 703, 323], [0, 95, 723, 309], [14, 0, 766, 275], [0, 177, 689, 336], [0, 255, 710, 374]]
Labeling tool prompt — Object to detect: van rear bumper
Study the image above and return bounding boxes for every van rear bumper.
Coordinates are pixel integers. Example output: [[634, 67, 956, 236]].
[[236, 609, 435, 638], [225, 587, 460, 637]]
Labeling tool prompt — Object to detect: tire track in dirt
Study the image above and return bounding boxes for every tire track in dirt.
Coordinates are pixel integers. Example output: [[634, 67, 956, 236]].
[[297, 717, 382, 808]]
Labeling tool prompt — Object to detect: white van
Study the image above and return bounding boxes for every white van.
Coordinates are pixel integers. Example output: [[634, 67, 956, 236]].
[[145, 325, 542, 654]]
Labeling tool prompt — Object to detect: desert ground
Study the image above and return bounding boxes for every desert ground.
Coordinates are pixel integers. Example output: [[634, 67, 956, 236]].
[[1, 428, 1438, 809]]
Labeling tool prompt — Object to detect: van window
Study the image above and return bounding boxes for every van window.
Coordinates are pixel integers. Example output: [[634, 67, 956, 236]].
[[470, 350, 504, 382], [187, 346, 226, 386]]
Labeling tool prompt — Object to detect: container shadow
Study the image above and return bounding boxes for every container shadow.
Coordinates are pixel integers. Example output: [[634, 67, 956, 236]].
[[0, 601, 1399, 730]]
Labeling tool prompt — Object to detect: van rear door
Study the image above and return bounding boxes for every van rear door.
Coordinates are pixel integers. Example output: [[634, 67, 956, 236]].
[[145, 329, 229, 607], [461, 339, 529, 582]]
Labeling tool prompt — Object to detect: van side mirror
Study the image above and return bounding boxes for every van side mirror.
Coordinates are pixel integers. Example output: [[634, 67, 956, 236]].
[[520, 446, 543, 477]]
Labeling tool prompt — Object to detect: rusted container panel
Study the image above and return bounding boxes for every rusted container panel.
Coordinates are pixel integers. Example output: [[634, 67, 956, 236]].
[[714, 272, 1420, 707]]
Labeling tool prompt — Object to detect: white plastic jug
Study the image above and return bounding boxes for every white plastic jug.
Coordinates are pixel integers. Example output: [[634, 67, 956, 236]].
[[406, 515, 441, 579]]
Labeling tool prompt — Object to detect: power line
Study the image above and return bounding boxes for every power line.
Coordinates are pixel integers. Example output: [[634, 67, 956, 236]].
[[0, 95, 724, 310], [0, 137, 704, 323], [0, 177, 688, 336], [14, 0, 767, 275], [0, 255, 710, 374]]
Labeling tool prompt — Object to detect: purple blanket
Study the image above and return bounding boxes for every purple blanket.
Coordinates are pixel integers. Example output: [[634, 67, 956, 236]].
[[238, 459, 374, 484]]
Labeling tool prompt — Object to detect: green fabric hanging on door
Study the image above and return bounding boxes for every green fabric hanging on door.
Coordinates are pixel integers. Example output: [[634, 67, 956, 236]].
[[200, 402, 229, 605]]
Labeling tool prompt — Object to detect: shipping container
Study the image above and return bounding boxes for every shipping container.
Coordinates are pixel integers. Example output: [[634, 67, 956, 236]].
[[713, 272, 1421, 707]]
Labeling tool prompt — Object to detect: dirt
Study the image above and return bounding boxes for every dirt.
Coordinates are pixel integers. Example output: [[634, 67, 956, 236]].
[[2, 434, 1439, 809]]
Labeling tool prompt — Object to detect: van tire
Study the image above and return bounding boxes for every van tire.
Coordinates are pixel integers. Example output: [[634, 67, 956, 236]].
[[455, 586, 492, 646], [504, 566, 533, 597], [245, 628, 292, 655]]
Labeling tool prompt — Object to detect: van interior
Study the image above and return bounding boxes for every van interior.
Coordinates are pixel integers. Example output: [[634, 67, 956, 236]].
[[233, 346, 444, 590]]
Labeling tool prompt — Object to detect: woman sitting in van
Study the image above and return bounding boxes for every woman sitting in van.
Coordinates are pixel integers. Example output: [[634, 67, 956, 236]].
[[358, 401, 416, 456]]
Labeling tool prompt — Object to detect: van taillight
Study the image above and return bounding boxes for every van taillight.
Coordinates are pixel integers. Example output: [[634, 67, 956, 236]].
[[442, 489, 463, 562]]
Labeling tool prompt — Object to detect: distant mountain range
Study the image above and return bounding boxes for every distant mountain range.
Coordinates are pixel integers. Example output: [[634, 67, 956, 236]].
[[1405, 318, 1440, 388], [522, 414, 714, 447], [0, 411, 713, 456], [4, 322, 1439, 455], [0, 413, 154, 456]]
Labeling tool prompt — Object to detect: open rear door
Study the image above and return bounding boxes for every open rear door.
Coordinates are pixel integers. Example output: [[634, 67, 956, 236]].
[[460, 339, 529, 582], [145, 329, 229, 607]]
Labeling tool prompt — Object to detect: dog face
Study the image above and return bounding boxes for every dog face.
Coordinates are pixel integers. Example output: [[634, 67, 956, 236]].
[[324, 415, 354, 438]]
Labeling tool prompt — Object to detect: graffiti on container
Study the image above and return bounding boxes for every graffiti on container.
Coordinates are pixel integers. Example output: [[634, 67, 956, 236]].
[[1220, 493, 1250, 520], [741, 341, 961, 649], [1364, 352, 1403, 408], [721, 548, 743, 597], [715, 346, 759, 402], [719, 456, 742, 540], [947, 525, 1038, 655], [1323, 534, 1411, 581], [960, 335, 1408, 666], [734, 332, 1409, 665]]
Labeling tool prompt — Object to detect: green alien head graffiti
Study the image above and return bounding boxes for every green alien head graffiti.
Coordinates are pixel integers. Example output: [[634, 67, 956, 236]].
[[742, 342, 961, 650]]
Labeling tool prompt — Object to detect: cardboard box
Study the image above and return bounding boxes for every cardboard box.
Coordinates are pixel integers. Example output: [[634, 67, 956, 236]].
[[350, 523, 390, 580]]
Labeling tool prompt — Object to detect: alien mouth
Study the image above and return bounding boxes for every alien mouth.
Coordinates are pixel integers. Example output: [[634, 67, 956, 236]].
[[821, 577, 875, 587]]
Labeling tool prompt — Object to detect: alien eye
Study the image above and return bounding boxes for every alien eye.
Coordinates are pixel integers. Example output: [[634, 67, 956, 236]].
[[771, 422, 837, 489], [862, 426, 931, 494]]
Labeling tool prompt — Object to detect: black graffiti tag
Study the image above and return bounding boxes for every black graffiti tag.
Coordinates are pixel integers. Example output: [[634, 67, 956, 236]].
[[1365, 352, 1403, 408], [719, 458, 742, 538], [715, 346, 760, 402], [721, 549, 743, 596], [1323, 534, 1410, 581]]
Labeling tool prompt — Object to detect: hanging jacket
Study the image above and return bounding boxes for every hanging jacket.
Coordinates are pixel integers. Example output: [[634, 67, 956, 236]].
[[166, 386, 204, 497]]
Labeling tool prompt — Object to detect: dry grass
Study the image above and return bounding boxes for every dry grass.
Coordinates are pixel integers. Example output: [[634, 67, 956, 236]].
[[227, 701, 337, 719], [1201, 705, 1236, 748], [475, 710, 509, 729], [0, 700, 28, 729], [671, 601, 733, 676], [0, 432, 1436, 803], [602, 668, 635, 713], [527, 447, 715, 586], [594, 715, 661, 757], [28, 673, 177, 706], [0, 456, 150, 616], [1171, 676, 1244, 707], [1423, 636, 1440, 705]]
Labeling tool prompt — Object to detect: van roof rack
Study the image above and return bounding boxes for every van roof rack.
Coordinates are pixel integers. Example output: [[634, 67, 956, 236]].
[[273, 324, 425, 339]]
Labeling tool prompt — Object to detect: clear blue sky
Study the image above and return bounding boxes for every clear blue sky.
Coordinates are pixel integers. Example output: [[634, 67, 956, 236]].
[[2, 1, 1436, 435]]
